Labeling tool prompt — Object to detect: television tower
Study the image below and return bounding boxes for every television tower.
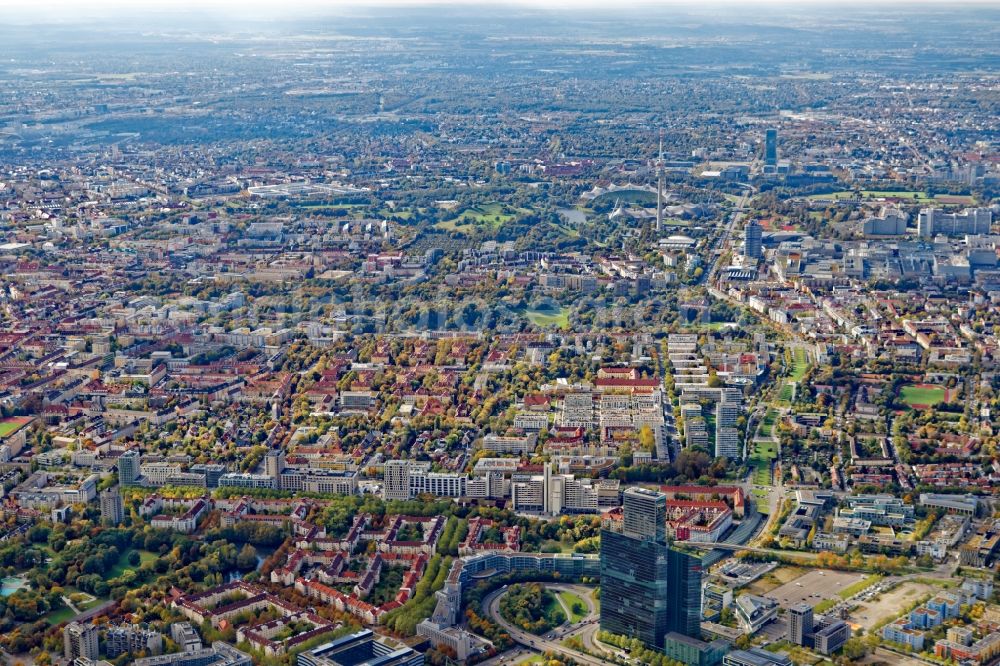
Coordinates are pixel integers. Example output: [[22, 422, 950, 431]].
[[655, 129, 664, 234]]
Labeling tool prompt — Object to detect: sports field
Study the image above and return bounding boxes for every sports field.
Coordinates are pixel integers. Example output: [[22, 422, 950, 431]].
[[0, 417, 32, 438], [899, 383, 951, 409]]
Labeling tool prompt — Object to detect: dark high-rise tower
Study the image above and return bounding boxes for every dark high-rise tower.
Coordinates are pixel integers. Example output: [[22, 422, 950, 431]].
[[600, 488, 703, 649], [599, 528, 670, 648], [764, 128, 778, 166], [623, 486, 667, 542], [666, 547, 703, 637]]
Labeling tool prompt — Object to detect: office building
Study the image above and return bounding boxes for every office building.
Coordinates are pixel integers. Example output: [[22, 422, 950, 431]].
[[663, 632, 727, 666], [133, 642, 252, 666], [667, 547, 703, 637], [191, 464, 227, 489], [118, 449, 141, 486], [723, 648, 793, 666], [919, 493, 978, 516], [600, 487, 702, 649], [383, 460, 412, 500], [735, 594, 779, 633], [743, 219, 763, 260], [100, 486, 124, 525], [599, 527, 670, 649], [917, 207, 993, 238], [622, 486, 667, 542], [789, 603, 813, 646], [297, 629, 423, 666], [764, 128, 778, 167], [218, 473, 277, 490], [64, 622, 99, 661], [141, 462, 181, 487], [409, 470, 467, 498], [811, 620, 851, 655]]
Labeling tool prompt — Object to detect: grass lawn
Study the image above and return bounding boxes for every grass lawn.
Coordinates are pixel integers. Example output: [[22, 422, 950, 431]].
[[775, 348, 809, 405], [548, 221, 581, 238], [45, 604, 76, 626], [558, 590, 588, 623], [753, 488, 770, 512], [813, 597, 838, 613], [758, 409, 778, 438], [64, 587, 103, 611], [516, 656, 546, 666], [789, 348, 809, 382], [899, 384, 947, 408], [751, 456, 773, 487], [524, 305, 570, 329], [107, 549, 158, 579], [435, 203, 526, 233], [541, 591, 567, 630], [750, 422, 778, 487]]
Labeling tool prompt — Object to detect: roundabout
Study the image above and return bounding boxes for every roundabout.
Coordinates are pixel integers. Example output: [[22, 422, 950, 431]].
[[480, 583, 623, 666]]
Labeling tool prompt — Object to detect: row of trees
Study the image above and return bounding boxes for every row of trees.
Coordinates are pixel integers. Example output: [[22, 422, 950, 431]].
[[437, 516, 470, 556], [381, 554, 452, 635]]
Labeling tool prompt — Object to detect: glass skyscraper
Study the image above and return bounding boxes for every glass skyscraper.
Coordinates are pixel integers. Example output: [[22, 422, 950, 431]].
[[599, 528, 670, 648], [622, 486, 667, 542], [600, 488, 704, 650], [667, 546, 703, 637], [764, 128, 778, 166]]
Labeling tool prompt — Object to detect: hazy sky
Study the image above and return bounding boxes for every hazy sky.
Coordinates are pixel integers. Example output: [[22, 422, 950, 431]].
[[1, 0, 996, 27], [4, 0, 998, 13]]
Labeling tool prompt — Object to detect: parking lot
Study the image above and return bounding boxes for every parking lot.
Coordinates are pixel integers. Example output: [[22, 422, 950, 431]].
[[766, 569, 867, 608]]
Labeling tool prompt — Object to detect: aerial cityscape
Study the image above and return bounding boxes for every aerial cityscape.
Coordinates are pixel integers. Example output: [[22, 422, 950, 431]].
[[0, 2, 998, 666]]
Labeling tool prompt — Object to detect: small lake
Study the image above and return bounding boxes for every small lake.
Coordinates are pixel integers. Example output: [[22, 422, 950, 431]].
[[225, 548, 274, 583], [557, 208, 587, 225]]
